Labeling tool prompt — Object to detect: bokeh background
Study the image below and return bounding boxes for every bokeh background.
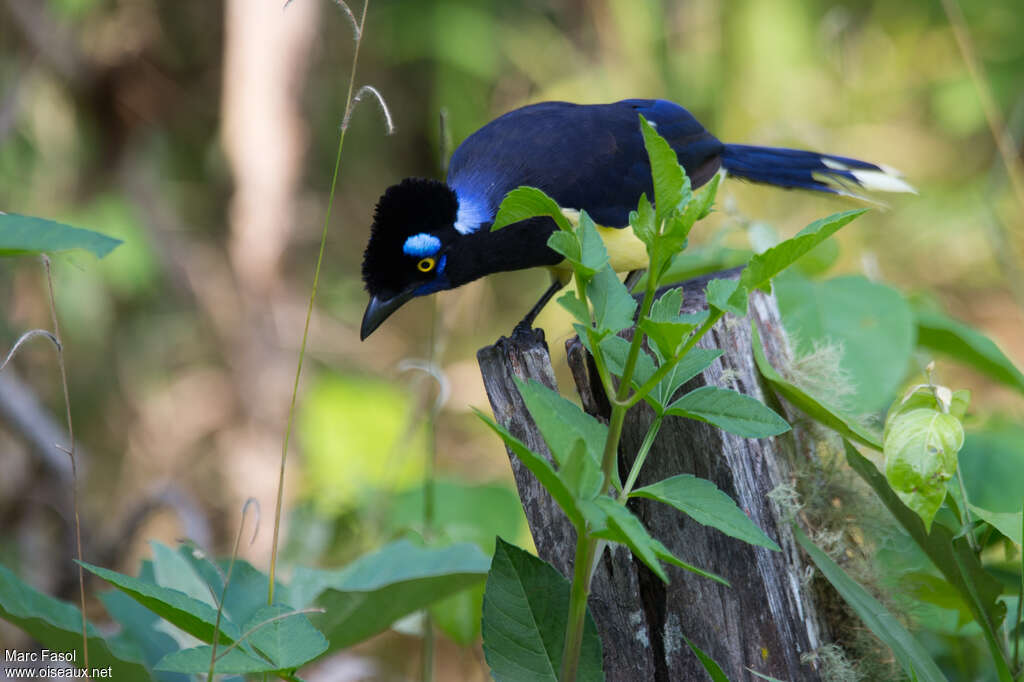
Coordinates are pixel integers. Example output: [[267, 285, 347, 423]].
[[1, 0, 1022, 679]]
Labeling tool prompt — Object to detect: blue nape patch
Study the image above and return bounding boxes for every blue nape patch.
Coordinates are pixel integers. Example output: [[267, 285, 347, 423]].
[[403, 233, 441, 257]]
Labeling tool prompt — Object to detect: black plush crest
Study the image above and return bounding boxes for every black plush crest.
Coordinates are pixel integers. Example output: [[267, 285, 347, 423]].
[[361, 178, 458, 296]]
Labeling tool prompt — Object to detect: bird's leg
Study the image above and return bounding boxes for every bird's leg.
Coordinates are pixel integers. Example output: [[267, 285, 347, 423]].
[[513, 279, 565, 334], [623, 269, 646, 293]]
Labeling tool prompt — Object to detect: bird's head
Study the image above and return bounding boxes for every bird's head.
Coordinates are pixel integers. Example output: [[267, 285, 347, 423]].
[[360, 177, 461, 339]]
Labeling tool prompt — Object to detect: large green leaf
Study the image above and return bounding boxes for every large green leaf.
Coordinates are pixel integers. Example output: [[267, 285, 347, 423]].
[[646, 348, 722, 413], [514, 377, 607, 467], [723, 210, 866, 315], [741, 210, 866, 292], [638, 115, 689, 229], [630, 475, 780, 551], [100, 588, 186, 682], [915, 307, 1024, 395], [775, 273, 915, 412], [155, 646, 275, 675], [0, 563, 153, 680], [492, 186, 572, 232], [475, 410, 585, 528], [156, 605, 327, 675], [752, 325, 882, 449], [79, 561, 241, 644], [959, 421, 1024, 513], [386, 479, 525, 554], [0, 212, 122, 258], [585, 497, 669, 582], [844, 442, 1010, 677], [481, 538, 603, 681], [244, 605, 328, 670], [683, 636, 731, 682], [793, 526, 947, 681], [285, 540, 488, 650], [883, 407, 963, 531], [587, 266, 637, 334], [666, 386, 790, 438]]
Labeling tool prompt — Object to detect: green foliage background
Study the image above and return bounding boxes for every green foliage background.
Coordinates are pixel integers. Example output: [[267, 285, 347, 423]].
[[1, 0, 1022, 679]]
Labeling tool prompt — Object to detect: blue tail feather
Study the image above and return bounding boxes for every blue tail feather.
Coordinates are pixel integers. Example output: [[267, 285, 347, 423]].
[[720, 144, 913, 196]]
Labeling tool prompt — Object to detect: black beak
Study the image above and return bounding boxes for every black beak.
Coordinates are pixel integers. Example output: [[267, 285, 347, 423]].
[[360, 288, 417, 340]]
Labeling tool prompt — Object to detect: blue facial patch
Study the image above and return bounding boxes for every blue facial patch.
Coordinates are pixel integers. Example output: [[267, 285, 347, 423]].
[[403, 233, 441, 257]]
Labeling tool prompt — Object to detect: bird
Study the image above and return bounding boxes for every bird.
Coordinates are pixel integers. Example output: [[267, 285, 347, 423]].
[[359, 98, 913, 340]]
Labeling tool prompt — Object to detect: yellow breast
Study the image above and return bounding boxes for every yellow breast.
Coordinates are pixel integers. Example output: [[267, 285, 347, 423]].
[[550, 209, 649, 280]]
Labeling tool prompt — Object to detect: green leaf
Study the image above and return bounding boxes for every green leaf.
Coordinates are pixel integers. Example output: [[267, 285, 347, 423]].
[[649, 288, 683, 321], [631, 475, 780, 551], [741, 210, 865, 292], [491, 187, 571, 232], [646, 348, 721, 412], [547, 213, 609, 281], [967, 504, 1022, 544], [430, 583, 485, 646], [547, 230, 582, 266], [155, 646, 274, 675], [683, 636, 731, 682], [638, 115, 689, 226], [960, 421, 1024, 513], [0, 212, 122, 258], [629, 193, 657, 247], [557, 290, 591, 324], [752, 325, 882, 449], [845, 442, 1008, 675], [883, 408, 963, 531], [386, 479, 524, 555], [666, 386, 790, 438], [100, 588, 186, 682], [775, 273, 915, 413], [588, 498, 668, 582], [638, 317, 698, 360], [900, 571, 973, 627], [705, 277, 745, 316], [482, 538, 604, 682], [915, 307, 1024, 395], [560, 439, 604, 502], [79, 560, 241, 644], [245, 605, 328, 670], [0, 563, 153, 680], [286, 540, 488, 651], [649, 537, 729, 586], [577, 211, 611, 274], [514, 377, 607, 467], [587, 266, 637, 333], [150, 542, 217, 608], [792, 525, 947, 682], [475, 410, 584, 528]]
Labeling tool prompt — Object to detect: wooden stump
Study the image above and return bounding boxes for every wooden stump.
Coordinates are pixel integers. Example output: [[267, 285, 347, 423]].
[[477, 272, 831, 681]]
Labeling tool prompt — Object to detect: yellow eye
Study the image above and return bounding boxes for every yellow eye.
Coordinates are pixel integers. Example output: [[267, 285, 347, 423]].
[[417, 257, 435, 272]]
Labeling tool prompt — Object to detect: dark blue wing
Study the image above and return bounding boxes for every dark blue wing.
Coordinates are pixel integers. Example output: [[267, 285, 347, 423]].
[[447, 99, 724, 228]]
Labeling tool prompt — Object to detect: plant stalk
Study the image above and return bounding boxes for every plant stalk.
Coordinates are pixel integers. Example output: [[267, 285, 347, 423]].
[[268, 0, 369, 605], [559, 528, 597, 682], [619, 416, 663, 501], [43, 256, 90, 677]]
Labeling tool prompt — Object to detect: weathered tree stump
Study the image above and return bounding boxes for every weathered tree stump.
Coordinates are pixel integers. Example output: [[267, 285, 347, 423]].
[[477, 271, 832, 681]]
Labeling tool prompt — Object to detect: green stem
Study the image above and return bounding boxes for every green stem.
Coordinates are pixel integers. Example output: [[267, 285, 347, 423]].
[[619, 416, 663, 501], [268, 0, 370, 605], [560, 528, 596, 682]]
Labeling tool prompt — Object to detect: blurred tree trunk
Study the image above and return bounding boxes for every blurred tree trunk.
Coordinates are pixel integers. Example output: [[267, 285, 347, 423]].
[[477, 271, 832, 681], [222, 0, 317, 294]]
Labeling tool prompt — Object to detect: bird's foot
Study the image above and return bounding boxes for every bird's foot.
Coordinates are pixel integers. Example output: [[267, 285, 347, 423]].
[[511, 320, 544, 345]]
